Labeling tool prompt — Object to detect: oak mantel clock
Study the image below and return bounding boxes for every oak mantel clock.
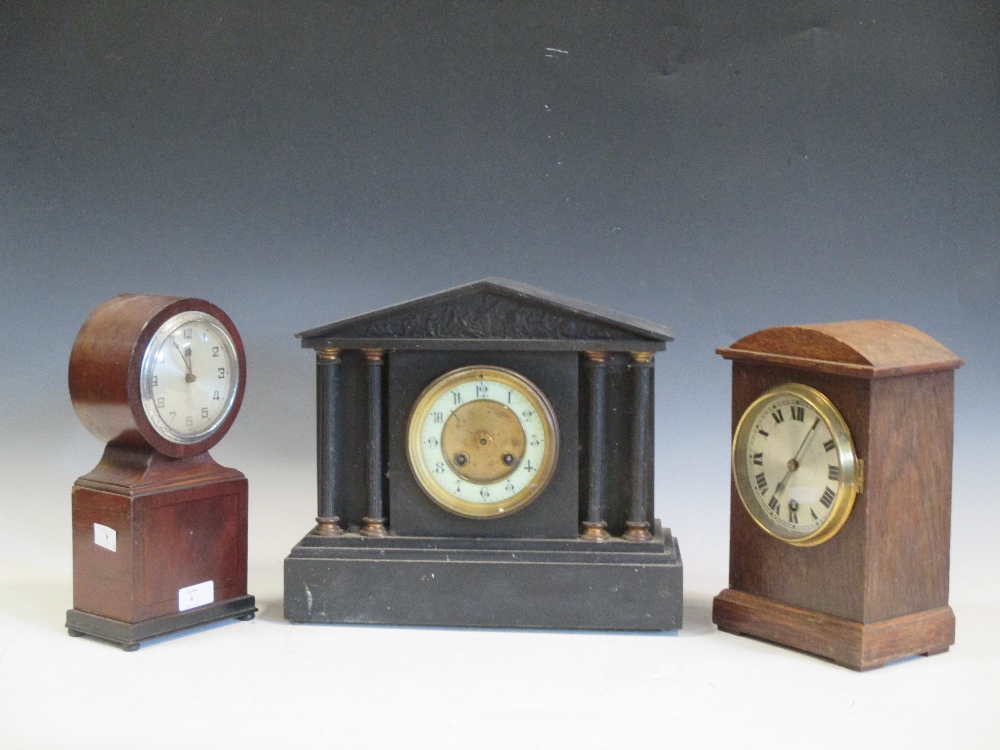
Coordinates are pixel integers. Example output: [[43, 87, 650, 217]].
[[712, 321, 962, 670], [284, 278, 683, 630], [67, 294, 256, 650]]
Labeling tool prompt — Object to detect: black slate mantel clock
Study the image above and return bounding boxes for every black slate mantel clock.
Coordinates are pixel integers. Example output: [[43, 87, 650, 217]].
[[284, 278, 683, 630]]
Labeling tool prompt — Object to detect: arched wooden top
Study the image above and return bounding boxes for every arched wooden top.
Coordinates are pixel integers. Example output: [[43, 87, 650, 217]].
[[718, 321, 963, 378]]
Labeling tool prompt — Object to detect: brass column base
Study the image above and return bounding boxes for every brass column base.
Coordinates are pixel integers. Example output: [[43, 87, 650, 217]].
[[313, 516, 344, 537], [622, 521, 653, 542], [359, 517, 389, 538], [580, 521, 611, 542]]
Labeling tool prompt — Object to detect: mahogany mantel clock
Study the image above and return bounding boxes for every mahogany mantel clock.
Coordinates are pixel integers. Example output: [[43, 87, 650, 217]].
[[66, 294, 256, 650], [712, 321, 962, 670], [284, 278, 683, 630]]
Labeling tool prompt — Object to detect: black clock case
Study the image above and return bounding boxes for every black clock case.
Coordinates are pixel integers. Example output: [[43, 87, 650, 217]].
[[284, 279, 682, 630]]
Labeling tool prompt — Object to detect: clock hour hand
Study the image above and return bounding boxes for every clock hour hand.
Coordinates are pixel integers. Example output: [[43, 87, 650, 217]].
[[773, 468, 793, 499]]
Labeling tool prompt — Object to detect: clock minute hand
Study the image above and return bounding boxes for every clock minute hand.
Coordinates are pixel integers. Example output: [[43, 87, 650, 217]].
[[792, 418, 821, 464], [774, 418, 820, 498], [170, 337, 197, 383]]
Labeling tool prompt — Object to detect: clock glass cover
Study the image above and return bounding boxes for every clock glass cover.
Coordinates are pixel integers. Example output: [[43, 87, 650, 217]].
[[139, 311, 240, 444], [732, 383, 859, 546], [407, 366, 558, 518]]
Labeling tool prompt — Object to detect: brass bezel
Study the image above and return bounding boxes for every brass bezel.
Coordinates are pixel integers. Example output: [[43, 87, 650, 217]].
[[406, 365, 559, 519], [732, 382, 860, 547]]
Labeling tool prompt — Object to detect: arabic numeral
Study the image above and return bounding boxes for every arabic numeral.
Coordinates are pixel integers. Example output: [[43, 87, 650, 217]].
[[426, 436, 439, 448], [212, 346, 220, 357], [504, 481, 515, 492], [480, 488, 490, 499], [185, 415, 194, 428], [218, 367, 226, 379], [151, 375, 158, 387], [434, 462, 445, 474], [213, 390, 221, 401], [201, 407, 209, 419], [156, 397, 165, 408]]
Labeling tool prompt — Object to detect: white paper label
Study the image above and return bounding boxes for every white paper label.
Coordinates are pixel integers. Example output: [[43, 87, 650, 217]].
[[178, 580, 214, 612], [93, 523, 117, 552]]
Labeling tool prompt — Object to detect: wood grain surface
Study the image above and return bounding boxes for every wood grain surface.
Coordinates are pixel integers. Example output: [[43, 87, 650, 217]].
[[715, 320, 961, 668]]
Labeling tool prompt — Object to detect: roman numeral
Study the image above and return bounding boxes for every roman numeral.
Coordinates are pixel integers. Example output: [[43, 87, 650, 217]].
[[810, 508, 819, 520], [752, 452, 764, 466], [768, 496, 780, 514], [828, 465, 841, 481], [823, 439, 836, 452], [819, 486, 836, 508], [788, 507, 798, 524], [772, 410, 785, 424], [790, 406, 805, 422], [757, 429, 769, 438], [755, 473, 768, 493]]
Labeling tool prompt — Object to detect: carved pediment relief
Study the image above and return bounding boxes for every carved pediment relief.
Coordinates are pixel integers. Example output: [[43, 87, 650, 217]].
[[298, 278, 671, 349]]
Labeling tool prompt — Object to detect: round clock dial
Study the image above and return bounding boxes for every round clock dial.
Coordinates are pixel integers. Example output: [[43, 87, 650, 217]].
[[407, 366, 558, 519], [732, 383, 860, 546], [139, 311, 240, 444]]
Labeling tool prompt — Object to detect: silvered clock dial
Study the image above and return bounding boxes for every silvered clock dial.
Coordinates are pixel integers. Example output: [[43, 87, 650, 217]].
[[139, 310, 240, 444], [732, 382, 861, 546]]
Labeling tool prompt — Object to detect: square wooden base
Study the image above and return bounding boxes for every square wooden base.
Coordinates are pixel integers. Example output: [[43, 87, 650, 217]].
[[66, 595, 257, 651], [712, 589, 954, 671]]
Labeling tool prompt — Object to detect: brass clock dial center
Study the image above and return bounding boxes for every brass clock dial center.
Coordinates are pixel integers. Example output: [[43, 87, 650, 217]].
[[442, 400, 526, 484], [407, 365, 558, 519]]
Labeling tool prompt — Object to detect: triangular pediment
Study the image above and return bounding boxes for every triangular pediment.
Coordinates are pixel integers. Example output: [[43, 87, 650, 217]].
[[298, 278, 672, 351]]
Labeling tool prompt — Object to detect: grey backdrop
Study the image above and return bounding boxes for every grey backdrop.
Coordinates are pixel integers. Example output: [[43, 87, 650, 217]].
[[3, 1, 995, 536], [0, 6, 997, 742]]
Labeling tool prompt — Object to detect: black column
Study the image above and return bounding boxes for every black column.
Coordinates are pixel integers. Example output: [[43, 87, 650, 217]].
[[360, 348, 388, 537], [624, 351, 654, 541], [580, 351, 610, 541], [313, 348, 343, 536]]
